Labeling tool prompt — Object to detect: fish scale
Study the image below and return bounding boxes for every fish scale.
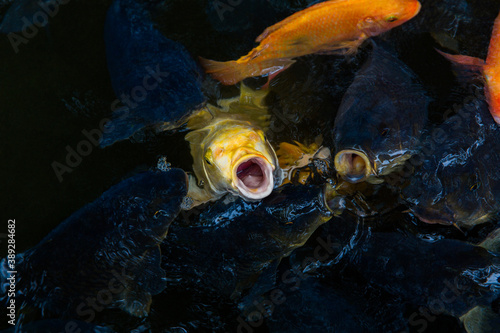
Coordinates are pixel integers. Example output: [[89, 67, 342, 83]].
[[200, 0, 421, 85]]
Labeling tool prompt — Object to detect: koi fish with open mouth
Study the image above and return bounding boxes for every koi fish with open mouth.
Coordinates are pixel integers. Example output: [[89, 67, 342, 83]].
[[185, 85, 283, 207]]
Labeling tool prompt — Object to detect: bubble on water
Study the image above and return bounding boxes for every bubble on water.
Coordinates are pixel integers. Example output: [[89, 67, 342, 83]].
[[181, 196, 194, 211], [157, 156, 171, 171]]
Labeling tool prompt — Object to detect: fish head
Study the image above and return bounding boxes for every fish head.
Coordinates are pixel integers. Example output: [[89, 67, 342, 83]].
[[361, 0, 421, 36], [202, 123, 280, 200], [333, 42, 428, 184], [333, 97, 421, 183]]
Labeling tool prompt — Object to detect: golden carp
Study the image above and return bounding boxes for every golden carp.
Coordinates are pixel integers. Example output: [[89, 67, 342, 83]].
[[200, 0, 421, 85], [185, 85, 283, 207]]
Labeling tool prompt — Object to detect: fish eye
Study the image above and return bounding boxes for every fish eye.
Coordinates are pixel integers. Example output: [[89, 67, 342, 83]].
[[257, 130, 267, 142], [204, 149, 213, 166], [381, 128, 390, 137], [385, 15, 399, 23]]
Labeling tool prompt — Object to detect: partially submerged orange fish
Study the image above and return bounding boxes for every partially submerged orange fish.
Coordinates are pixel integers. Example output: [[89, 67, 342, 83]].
[[437, 11, 500, 125], [200, 0, 421, 85]]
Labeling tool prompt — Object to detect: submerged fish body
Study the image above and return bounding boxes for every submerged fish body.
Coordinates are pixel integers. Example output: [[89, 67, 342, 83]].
[[158, 182, 337, 312], [267, 277, 406, 332], [266, 216, 500, 332], [403, 97, 500, 228], [343, 230, 500, 318], [185, 86, 283, 206], [101, 0, 205, 147], [200, 0, 421, 85], [0, 169, 187, 321], [333, 42, 429, 184]]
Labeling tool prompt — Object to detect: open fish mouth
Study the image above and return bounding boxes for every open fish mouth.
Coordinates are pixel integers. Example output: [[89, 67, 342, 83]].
[[233, 156, 274, 200], [334, 149, 373, 183]]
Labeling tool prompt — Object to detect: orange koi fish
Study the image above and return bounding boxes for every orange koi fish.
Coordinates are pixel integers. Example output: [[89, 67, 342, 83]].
[[437, 11, 500, 125], [200, 0, 421, 85]]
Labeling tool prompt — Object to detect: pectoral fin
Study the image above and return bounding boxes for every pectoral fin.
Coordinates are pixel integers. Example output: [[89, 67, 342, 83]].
[[316, 37, 366, 56], [185, 174, 215, 209]]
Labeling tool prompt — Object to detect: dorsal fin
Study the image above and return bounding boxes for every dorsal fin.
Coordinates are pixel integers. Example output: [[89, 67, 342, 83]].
[[187, 84, 271, 131], [227, 84, 271, 130], [256, 0, 344, 42], [238, 83, 268, 108], [186, 105, 218, 131], [436, 49, 485, 81]]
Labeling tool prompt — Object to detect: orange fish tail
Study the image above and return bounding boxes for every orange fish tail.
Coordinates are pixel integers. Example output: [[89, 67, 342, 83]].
[[199, 57, 250, 85], [436, 49, 485, 81], [436, 49, 485, 71]]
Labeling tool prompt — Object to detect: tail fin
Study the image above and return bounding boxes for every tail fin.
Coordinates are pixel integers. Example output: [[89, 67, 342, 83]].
[[436, 49, 485, 80], [479, 227, 500, 253], [199, 57, 248, 85]]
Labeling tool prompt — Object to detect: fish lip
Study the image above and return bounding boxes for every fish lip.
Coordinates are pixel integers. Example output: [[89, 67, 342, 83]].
[[334, 149, 374, 183], [232, 155, 274, 200]]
